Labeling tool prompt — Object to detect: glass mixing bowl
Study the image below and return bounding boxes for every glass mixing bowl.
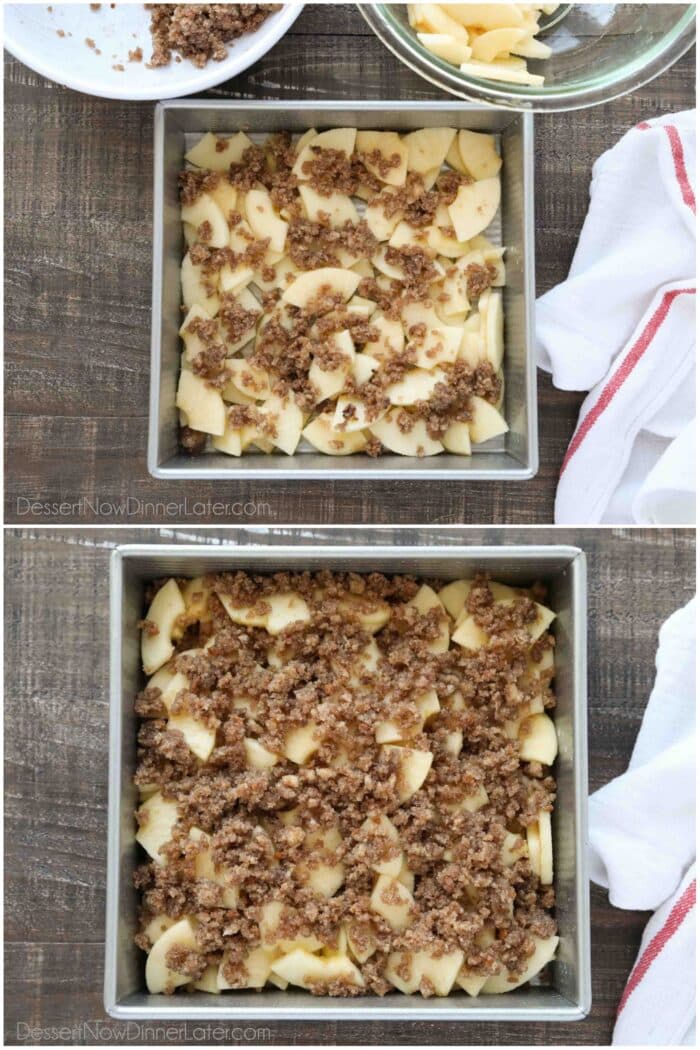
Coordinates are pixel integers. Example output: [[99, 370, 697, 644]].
[[359, 4, 696, 111]]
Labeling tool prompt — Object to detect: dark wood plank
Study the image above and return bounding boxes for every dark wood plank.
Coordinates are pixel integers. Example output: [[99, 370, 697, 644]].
[[4, 526, 695, 1044], [4, 7, 695, 524]]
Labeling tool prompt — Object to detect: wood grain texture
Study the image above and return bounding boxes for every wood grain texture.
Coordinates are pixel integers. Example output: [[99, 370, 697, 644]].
[[4, 6, 696, 524], [4, 526, 695, 1045]]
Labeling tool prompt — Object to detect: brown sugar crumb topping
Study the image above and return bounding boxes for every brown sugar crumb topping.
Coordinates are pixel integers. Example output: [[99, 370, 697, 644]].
[[135, 571, 557, 997], [145, 4, 279, 69]]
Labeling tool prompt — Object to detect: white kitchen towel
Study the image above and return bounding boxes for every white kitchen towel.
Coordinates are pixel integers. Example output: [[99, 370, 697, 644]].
[[589, 598, 696, 1045], [536, 110, 696, 525]]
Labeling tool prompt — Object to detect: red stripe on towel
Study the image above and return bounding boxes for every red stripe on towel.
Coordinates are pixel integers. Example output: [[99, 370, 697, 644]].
[[560, 288, 696, 476], [617, 878, 696, 1017]]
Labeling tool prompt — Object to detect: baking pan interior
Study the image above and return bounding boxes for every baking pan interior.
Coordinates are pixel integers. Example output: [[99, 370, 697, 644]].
[[106, 545, 589, 1020], [149, 102, 536, 480]]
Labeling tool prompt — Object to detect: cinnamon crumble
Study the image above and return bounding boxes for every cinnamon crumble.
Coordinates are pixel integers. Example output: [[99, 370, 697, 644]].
[[136, 571, 558, 997]]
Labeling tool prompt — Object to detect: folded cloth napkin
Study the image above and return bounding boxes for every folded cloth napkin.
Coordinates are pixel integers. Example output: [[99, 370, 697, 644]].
[[589, 598, 696, 1045], [537, 110, 696, 525]]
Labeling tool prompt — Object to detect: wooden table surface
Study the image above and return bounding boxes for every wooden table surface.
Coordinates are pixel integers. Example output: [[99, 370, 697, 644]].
[[4, 6, 695, 525], [4, 526, 696, 1045]]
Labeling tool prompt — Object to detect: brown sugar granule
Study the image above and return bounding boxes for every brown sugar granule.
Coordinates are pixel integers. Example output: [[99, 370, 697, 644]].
[[359, 147, 401, 181], [302, 147, 359, 197], [90, 3, 101, 9], [56, 28, 65, 37], [129, 46, 144, 62], [466, 261, 497, 301], [112, 63, 125, 71], [218, 293, 260, 347], [134, 570, 557, 997], [146, 4, 280, 69], [180, 425, 207, 455], [415, 361, 502, 438]]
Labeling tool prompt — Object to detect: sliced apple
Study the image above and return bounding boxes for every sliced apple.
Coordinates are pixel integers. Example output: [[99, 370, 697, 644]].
[[483, 288, 504, 370], [145, 667, 189, 714], [384, 745, 434, 802], [180, 193, 229, 249], [219, 261, 255, 298], [218, 946, 277, 990], [448, 4, 525, 29], [469, 396, 508, 444], [193, 964, 220, 993], [417, 949, 465, 996], [244, 737, 279, 770], [451, 615, 489, 651], [457, 129, 503, 181], [190, 827, 239, 908], [369, 408, 443, 457], [448, 178, 501, 242], [144, 914, 175, 945], [226, 358, 272, 401], [526, 821, 541, 877], [406, 584, 450, 652], [308, 329, 355, 403], [364, 312, 405, 360], [333, 395, 387, 434], [293, 127, 357, 179], [365, 190, 404, 241], [271, 948, 364, 990], [135, 791, 179, 865], [411, 3, 469, 39], [356, 131, 408, 187], [520, 713, 558, 765], [141, 578, 186, 675], [459, 59, 545, 86], [185, 130, 253, 171], [176, 370, 226, 437], [442, 420, 472, 455], [337, 593, 391, 633], [284, 722, 320, 765], [299, 185, 359, 226], [282, 267, 360, 309], [538, 810, 554, 885], [244, 188, 288, 254], [501, 831, 528, 867], [404, 126, 456, 177], [370, 874, 415, 931], [471, 27, 527, 64], [145, 916, 199, 994], [482, 935, 559, 993], [265, 591, 311, 634], [181, 252, 219, 316], [257, 394, 304, 456], [168, 709, 216, 762], [437, 578, 472, 619], [417, 32, 472, 66], [386, 367, 446, 407], [346, 923, 377, 964], [303, 413, 368, 455]]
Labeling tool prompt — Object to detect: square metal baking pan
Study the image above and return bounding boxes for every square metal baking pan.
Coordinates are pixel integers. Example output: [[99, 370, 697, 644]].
[[149, 100, 537, 481], [105, 542, 589, 1021]]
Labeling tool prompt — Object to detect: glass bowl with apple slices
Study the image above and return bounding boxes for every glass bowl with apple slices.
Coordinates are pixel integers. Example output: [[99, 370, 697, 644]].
[[359, 3, 696, 112]]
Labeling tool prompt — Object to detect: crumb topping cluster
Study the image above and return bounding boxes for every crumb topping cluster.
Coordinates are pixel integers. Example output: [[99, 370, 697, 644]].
[[175, 126, 508, 459], [146, 4, 279, 68], [135, 570, 559, 998]]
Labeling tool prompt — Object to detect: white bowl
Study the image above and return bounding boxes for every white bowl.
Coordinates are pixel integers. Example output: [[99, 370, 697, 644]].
[[4, 2, 303, 101]]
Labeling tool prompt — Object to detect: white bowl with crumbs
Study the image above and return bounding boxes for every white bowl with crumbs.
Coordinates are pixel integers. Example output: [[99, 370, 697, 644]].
[[4, 3, 303, 101]]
